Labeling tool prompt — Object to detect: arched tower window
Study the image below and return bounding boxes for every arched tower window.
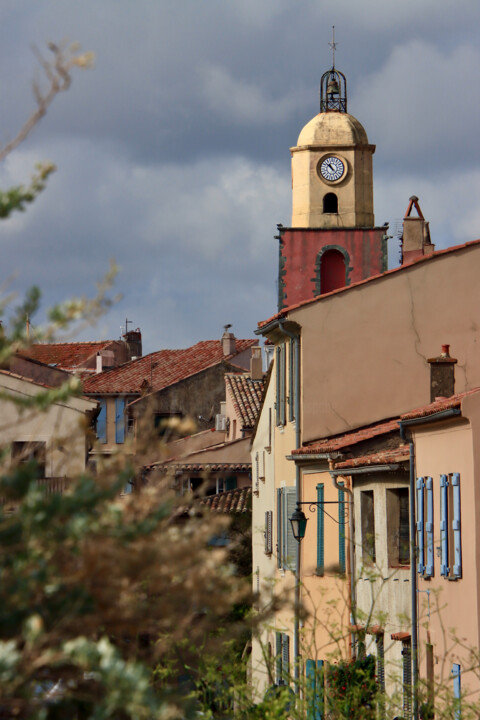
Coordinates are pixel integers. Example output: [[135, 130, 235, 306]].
[[323, 193, 338, 214], [318, 248, 347, 294]]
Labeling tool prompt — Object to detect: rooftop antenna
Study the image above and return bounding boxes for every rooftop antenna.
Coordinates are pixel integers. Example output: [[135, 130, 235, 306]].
[[328, 25, 337, 69]]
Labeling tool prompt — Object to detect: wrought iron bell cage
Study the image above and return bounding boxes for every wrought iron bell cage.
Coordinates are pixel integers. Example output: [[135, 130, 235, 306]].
[[320, 68, 347, 113]]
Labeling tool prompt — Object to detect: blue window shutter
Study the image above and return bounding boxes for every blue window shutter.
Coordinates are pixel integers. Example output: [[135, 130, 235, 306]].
[[425, 477, 434, 576], [115, 397, 125, 443], [306, 659, 324, 720], [440, 474, 449, 576], [97, 400, 107, 444], [452, 663, 461, 720], [452, 473, 462, 578], [288, 340, 295, 422], [338, 481, 346, 574], [282, 633, 290, 682], [416, 477, 425, 574], [316, 484, 324, 576], [275, 347, 281, 426]]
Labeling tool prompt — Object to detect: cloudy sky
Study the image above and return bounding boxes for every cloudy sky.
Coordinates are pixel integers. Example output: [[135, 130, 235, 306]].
[[1, 1, 479, 353]]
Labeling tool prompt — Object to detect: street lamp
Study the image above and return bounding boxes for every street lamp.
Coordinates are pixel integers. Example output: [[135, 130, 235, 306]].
[[289, 503, 308, 541]]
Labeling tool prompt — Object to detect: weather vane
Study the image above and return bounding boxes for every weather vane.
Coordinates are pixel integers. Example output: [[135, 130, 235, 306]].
[[328, 25, 337, 68]]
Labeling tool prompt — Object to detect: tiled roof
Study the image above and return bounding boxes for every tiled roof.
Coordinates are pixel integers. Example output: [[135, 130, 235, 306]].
[[258, 237, 480, 330], [201, 486, 251, 513], [83, 339, 256, 395], [293, 418, 400, 455], [333, 446, 410, 470], [20, 341, 115, 370], [399, 389, 480, 421], [164, 462, 251, 472], [225, 373, 265, 428]]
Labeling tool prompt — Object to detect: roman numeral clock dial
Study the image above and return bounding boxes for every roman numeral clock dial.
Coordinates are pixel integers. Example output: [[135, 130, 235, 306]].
[[319, 156, 345, 182]]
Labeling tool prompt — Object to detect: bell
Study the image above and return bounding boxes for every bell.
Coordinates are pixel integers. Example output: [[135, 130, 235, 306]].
[[327, 77, 339, 96]]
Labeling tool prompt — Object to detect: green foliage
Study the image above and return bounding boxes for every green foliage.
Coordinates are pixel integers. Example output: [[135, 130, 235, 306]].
[[0, 162, 55, 218], [328, 655, 377, 720]]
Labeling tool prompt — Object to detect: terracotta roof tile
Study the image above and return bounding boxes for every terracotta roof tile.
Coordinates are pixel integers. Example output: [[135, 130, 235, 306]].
[[225, 373, 265, 428], [20, 341, 116, 370], [83, 339, 256, 395], [399, 389, 480, 421], [334, 446, 410, 469], [201, 486, 251, 513], [293, 418, 400, 455]]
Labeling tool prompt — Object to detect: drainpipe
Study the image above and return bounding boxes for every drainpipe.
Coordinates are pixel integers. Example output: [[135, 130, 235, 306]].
[[277, 319, 301, 692], [330, 469, 355, 658], [400, 422, 419, 720]]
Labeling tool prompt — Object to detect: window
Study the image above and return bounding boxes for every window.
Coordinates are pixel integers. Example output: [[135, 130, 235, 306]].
[[306, 659, 324, 720], [387, 487, 410, 567], [319, 249, 346, 294], [376, 634, 385, 695], [277, 486, 296, 571], [11, 441, 46, 478], [115, 397, 125, 443], [288, 339, 295, 422], [440, 473, 462, 579], [361, 490, 376, 564], [323, 192, 338, 213], [275, 632, 290, 685], [452, 663, 461, 720], [416, 477, 434, 576], [316, 483, 324, 576], [265, 511, 273, 554], [96, 400, 107, 444], [276, 344, 286, 426]]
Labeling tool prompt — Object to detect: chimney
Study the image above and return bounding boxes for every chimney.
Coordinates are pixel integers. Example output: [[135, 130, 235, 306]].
[[221, 324, 236, 356], [250, 345, 263, 380], [96, 352, 102, 374], [427, 344, 457, 401], [401, 196, 435, 265], [123, 328, 142, 360]]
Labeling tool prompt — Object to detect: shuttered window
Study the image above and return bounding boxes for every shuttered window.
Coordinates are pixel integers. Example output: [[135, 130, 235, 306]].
[[275, 344, 286, 426], [306, 659, 324, 720], [115, 397, 125, 443], [440, 473, 462, 579], [265, 511, 273, 554], [288, 339, 295, 422], [402, 640, 412, 720], [277, 487, 296, 571], [416, 477, 434, 576], [452, 663, 461, 720], [97, 400, 107, 444], [275, 632, 290, 685]]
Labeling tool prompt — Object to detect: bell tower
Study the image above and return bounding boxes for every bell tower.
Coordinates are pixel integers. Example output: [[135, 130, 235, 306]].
[[277, 32, 387, 310], [291, 67, 375, 228]]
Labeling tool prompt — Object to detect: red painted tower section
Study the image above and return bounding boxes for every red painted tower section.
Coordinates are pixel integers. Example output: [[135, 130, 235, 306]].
[[277, 226, 387, 310]]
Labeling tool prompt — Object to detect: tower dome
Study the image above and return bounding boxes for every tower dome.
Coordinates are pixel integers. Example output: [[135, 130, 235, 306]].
[[297, 111, 369, 148]]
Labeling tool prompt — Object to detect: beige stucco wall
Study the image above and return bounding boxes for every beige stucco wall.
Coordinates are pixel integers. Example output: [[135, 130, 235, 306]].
[[413, 414, 480, 699], [353, 472, 411, 704], [292, 243, 480, 442], [300, 466, 351, 664], [0, 372, 96, 477]]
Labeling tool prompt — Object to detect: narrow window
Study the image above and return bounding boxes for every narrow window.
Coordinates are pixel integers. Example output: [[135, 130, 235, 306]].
[[323, 192, 338, 213], [96, 400, 107, 444], [277, 487, 296, 571], [288, 339, 295, 422], [440, 473, 462, 578], [320, 249, 346, 294], [387, 487, 410, 567], [452, 663, 461, 720], [115, 397, 125, 443], [376, 633, 385, 694], [361, 490, 376, 564], [265, 511, 273, 554], [426, 643, 434, 717]]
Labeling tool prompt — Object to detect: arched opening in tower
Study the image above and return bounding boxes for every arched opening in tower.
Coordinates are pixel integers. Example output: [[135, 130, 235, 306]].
[[323, 192, 338, 214], [320, 249, 346, 294]]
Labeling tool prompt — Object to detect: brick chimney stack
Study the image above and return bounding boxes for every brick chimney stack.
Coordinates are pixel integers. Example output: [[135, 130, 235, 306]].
[[221, 324, 236, 356], [250, 345, 263, 380], [427, 344, 457, 401]]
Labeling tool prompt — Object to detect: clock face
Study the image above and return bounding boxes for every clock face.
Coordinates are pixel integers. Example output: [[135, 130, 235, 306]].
[[319, 156, 345, 182]]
